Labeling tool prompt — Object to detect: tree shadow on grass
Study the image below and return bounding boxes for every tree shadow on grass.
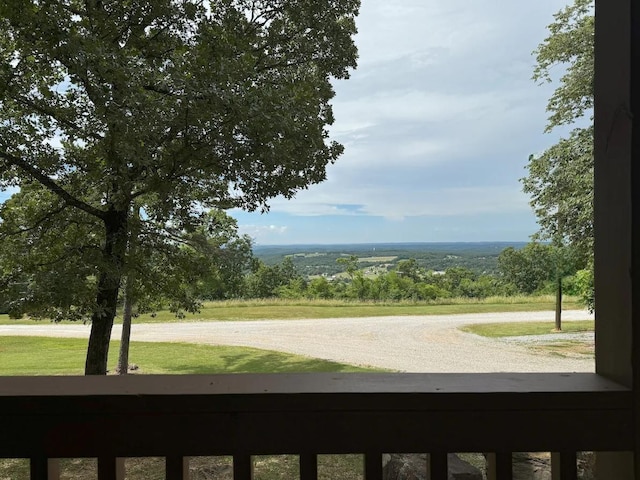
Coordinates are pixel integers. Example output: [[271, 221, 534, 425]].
[[157, 351, 372, 375]]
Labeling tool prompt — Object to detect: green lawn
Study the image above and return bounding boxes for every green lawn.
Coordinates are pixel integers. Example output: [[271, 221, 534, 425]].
[[0, 296, 586, 325], [0, 336, 378, 376], [460, 320, 594, 338]]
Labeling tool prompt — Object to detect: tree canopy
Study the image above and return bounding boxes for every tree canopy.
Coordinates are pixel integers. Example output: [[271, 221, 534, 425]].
[[498, 244, 552, 295], [523, 0, 594, 259], [0, 0, 360, 374]]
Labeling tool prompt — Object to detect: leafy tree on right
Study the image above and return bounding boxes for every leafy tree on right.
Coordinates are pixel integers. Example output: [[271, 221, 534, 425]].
[[522, 0, 594, 312]]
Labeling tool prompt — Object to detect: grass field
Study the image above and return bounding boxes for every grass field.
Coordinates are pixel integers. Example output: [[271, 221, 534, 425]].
[[459, 320, 594, 338], [0, 336, 378, 376], [357, 255, 397, 262], [0, 296, 586, 325]]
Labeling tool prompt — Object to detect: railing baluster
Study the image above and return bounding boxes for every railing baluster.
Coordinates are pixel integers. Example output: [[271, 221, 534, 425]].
[[233, 454, 253, 480], [30, 456, 47, 480], [166, 455, 190, 480], [364, 451, 383, 480], [97, 456, 125, 480], [429, 453, 448, 480], [551, 451, 577, 480], [486, 452, 512, 480], [299, 453, 318, 480], [30, 457, 60, 480]]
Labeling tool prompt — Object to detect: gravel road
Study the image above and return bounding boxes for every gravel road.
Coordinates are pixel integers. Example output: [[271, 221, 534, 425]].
[[0, 310, 594, 373]]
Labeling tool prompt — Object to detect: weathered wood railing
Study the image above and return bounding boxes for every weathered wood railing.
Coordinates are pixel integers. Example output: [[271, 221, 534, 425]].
[[0, 373, 632, 480]]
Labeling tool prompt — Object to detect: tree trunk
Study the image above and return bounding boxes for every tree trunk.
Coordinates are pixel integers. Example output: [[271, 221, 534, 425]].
[[555, 275, 563, 331], [117, 274, 134, 374], [117, 206, 140, 375], [85, 273, 120, 375], [85, 210, 128, 375]]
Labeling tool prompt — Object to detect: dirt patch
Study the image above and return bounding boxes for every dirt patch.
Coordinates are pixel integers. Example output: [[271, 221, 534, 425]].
[[529, 340, 594, 358]]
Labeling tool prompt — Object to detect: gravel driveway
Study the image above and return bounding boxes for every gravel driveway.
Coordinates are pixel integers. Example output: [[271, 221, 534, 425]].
[[0, 310, 594, 373]]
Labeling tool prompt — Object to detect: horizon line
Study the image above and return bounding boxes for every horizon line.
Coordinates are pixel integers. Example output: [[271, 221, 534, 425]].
[[253, 240, 531, 247]]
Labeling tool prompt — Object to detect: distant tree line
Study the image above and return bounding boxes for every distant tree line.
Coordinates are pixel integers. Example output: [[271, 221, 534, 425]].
[[256, 246, 510, 278], [239, 244, 592, 304], [1, 240, 595, 318]]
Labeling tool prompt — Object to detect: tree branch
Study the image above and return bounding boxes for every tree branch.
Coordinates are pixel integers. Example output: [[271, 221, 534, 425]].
[[256, 56, 317, 74], [13, 96, 103, 141], [142, 84, 178, 97], [0, 204, 68, 237], [33, 245, 100, 268], [0, 151, 106, 220]]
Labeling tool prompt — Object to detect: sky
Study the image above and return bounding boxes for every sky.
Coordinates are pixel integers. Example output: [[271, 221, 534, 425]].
[[0, 0, 571, 245], [232, 0, 571, 245]]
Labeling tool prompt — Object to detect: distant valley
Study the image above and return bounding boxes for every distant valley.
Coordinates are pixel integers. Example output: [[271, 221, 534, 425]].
[[254, 242, 528, 278]]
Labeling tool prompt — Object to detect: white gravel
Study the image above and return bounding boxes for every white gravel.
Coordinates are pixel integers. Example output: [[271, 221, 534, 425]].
[[502, 332, 594, 344], [0, 310, 594, 373]]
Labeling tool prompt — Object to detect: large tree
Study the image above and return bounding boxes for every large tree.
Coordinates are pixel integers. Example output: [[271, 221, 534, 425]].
[[523, 0, 594, 260], [0, 0, 359, 374]]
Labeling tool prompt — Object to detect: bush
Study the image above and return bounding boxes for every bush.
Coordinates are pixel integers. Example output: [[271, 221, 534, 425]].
[[574, 268, 594, 312]]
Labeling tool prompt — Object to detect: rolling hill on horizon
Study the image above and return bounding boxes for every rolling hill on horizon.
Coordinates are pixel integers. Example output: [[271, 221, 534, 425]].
[[253, 242, 528, 277]]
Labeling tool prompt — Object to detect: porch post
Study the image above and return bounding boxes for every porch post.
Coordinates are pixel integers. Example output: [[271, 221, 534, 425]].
[[593, 0, 636, 477]]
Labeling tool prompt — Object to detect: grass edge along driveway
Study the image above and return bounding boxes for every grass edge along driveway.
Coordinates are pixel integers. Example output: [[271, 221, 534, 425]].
[[459, 320, 594, 338], [0, 336, 383, 376]]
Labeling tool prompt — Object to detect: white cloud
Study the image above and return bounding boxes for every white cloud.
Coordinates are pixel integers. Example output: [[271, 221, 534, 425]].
[[267, 182, 530, 220], [395, 139, 444, 158], [332, 90, 507, 128], [257, 0, 567, 242], [327, 120, 376, 138], [279, 0, 569, 241], [238, 224, 289, 243], [353, 0, 496, 68]]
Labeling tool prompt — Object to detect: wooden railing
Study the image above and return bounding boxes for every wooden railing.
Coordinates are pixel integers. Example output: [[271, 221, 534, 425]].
[[0, 372, 632, 480]]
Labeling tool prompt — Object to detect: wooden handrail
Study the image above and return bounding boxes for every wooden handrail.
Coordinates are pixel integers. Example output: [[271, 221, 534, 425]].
[[0, 373, 631, 479]]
